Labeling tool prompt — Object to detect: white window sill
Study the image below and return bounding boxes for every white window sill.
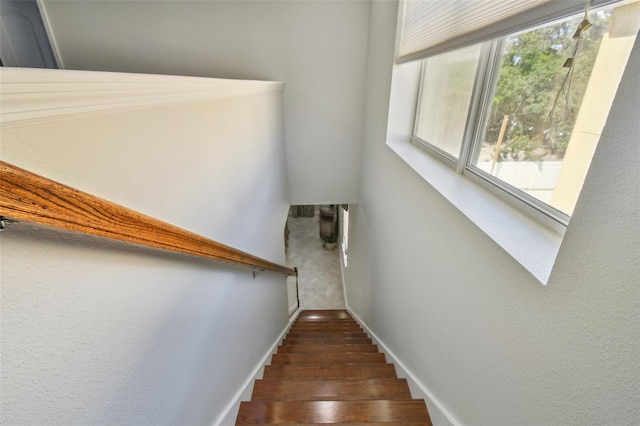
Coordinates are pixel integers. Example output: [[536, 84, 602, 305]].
[[387, 137, 564, 284]]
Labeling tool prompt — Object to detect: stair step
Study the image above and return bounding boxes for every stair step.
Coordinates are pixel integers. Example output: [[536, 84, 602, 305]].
[[282, 337, 371, 345], [290, 327, 363, 333], [286, 332, 368, 339], [293, 321, 359, 326], [296, 315, 353, 319], [236, 310, 431, 424], [291, 322, 361, 328], [298, 310, 349, 315], [294, 320, 356, 326], [238, 423, 428, 426], [291, 322, 360, 327], [263, 363, 396, 379], [297, 312, 353, 316], [251, 378, 411, 400], [277, 344, 378, 353], [288, 328, 364, 334], [236, 400, 431, 424], [297, 313, 352, 321], [271, 352, 386, 364]]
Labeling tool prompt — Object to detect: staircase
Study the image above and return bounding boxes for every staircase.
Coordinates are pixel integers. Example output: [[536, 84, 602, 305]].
[[236, 310, 432, 424]]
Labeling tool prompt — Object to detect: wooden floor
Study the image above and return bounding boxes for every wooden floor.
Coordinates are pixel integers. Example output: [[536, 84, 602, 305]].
[[236, 310, 432, 425]]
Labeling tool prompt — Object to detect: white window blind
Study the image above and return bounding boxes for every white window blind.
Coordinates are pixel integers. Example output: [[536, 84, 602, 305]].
[[397, 0, 615, 63]]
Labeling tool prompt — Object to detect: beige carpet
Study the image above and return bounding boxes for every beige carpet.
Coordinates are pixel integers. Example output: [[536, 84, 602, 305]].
[[286, 214, 346, 310]]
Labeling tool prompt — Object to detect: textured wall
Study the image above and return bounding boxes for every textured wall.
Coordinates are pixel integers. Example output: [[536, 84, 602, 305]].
[[40, 0, 370, 205], [1, 86, 290, 425], [344, 1, 640, 424]]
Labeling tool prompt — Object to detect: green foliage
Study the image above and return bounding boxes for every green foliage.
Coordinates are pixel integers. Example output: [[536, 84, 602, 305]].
[[486, 12, 610, 162]]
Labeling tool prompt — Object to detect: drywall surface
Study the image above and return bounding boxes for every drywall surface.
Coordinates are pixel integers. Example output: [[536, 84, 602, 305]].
[[39, 0, 369, 205], [343, 1, 640, 425], [1, 83, 291, 425]]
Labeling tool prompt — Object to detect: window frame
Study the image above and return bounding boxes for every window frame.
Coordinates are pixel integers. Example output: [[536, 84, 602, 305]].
[[409, 8, 614, 230]]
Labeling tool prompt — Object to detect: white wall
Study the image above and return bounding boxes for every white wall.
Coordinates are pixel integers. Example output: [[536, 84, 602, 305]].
[[39, 0, 370, 205], [1, 75, 291, 425], [344, 1, 640, 425]]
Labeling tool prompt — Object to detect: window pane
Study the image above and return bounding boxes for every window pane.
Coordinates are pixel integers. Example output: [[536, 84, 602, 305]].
[[415, 44, 482, 158], [472, 2, 639, 215]]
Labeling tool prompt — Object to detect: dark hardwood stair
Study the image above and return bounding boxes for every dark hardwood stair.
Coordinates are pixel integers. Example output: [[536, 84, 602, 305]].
[[296, 310, 352, 319], [263, 363, 397, 379], [236, 309, 431, 425], [251, 378, 412, 400], [282, 336, 372, 345], [276, 343, 379, 353], [236, 400, 430, 424], [287, 332, 366, 338], [270, 352, 386, 364], [290, 324, 364, 333]]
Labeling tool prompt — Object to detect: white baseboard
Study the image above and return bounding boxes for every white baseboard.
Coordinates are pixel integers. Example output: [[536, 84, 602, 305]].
[[213, 309, 300, 425], [347, 308, 462, 426]]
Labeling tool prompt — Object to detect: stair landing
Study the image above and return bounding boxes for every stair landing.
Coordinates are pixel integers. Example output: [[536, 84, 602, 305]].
[[236, 309, 431, 425]]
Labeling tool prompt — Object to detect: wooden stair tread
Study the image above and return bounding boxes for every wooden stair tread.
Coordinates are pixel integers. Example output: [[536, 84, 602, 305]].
[[236, 400, 431, 424], [236, 422, 431, 426], [296, 314, 353, 318], [251, 378, 412, 400], [282, 337, 371, 345], [297, 313, 352, 317], [290, 324, 362, 330], [297, 314, 351, 317], [298, 310, 349, 315], [236, 310, 431, 425], [295, 319, 356, 323], [289, 328, 362, 333], [271, 352, 386, 364], [277, 344, 378, 353], [286, 332, 368, 339], [297, 314, 352, 321], [288, 328, 364, 333], [263, 363, 396, 379], [288, 329, 363, 334], [294, 321, 356, 325], [237, 423, 429, 425]]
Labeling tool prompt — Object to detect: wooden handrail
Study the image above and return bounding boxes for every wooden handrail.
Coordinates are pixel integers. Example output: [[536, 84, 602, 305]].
[[0, 161, 297, 276]]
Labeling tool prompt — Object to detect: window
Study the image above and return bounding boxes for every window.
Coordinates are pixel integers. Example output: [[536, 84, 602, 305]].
[[414, 44, 482, 159], [412, 0, 639, 224]]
